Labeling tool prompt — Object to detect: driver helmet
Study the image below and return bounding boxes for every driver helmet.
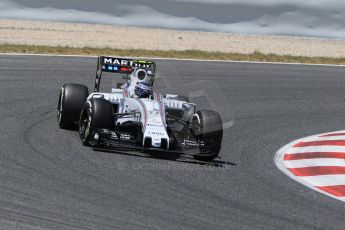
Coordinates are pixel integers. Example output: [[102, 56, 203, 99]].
[[135, 82, 153, 98], [135, 69, 154, 86]]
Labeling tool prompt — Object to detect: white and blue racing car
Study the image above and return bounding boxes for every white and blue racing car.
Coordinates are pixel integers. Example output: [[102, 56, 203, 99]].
[[57, 56, 223, 161]]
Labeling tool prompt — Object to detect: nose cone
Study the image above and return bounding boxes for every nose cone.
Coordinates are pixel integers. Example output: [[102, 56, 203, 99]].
[[151, 138, 162, 148]]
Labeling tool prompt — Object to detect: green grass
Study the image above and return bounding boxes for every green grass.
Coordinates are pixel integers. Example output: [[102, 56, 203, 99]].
[[1, 44, 345, 65]]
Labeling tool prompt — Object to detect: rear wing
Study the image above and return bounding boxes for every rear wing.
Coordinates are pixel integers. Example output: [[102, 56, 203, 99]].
[[94, 56, 156, 92]]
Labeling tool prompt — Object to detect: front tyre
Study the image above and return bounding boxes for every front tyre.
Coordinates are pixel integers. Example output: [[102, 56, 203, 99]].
[[79, 98, 114, 146], [57, 84, 89, 130], [192, 110, 223, 161]]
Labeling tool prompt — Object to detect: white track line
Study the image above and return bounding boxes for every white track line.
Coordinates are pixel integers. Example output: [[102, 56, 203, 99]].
[[318, 131, 345, 136], [284, 158, 345, 168], [295, 175, 345, 187], [285, 146, 345, 154], [1, 52, 345, 67], [309, 136, 345, 141]]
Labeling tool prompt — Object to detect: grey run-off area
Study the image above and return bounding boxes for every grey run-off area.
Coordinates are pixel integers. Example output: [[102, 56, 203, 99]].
[[0, 54, 345, 229]]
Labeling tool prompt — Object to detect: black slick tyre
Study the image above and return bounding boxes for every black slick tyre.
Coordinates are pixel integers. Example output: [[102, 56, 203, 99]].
[[57, 84, 89, 130], [79, 98, 114, 146], [192, 110, 223, 161]]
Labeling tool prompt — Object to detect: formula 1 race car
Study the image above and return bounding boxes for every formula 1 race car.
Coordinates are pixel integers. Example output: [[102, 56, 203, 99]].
[[57, 56, 223, 161]]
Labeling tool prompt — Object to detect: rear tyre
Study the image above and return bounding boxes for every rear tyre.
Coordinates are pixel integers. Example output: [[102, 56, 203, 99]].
[[57, 84, 89, 130], [79, 98, 114, 146], [192, 110, 223, 161]]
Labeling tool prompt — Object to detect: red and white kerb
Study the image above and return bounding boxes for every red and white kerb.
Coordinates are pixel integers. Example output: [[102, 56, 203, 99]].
[[274, 131, 345, 202]]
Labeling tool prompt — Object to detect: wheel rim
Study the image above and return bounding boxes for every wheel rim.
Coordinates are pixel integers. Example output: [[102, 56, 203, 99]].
[[57, 91, 63, 124], [79, 109, 89, 135], [192, 115, 201, 136]]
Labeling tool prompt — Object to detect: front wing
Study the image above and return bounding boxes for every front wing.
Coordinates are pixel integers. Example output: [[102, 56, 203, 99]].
[[92, 128, 216, 157]]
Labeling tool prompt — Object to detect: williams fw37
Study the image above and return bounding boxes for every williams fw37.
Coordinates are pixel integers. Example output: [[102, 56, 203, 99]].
[[57, 56, 223, 161]]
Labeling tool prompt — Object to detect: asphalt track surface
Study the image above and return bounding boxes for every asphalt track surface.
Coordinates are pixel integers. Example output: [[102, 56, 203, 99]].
[[0, 54, 345, 230]]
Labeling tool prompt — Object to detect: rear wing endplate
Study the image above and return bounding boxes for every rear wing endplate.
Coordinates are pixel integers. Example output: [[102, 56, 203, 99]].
[[94, 56, 156, 92]]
